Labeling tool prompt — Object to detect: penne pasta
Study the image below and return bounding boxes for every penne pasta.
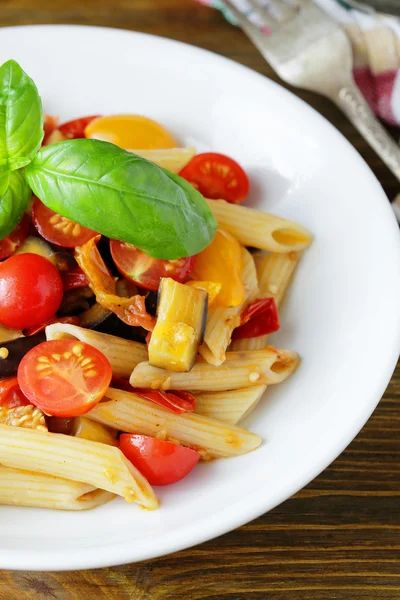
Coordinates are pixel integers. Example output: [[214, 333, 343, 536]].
[[130, 347, 299, 391], [0, 425, 158, 509], [45, 323, 148, 378], [128, 147, 196, 173], [195, 385, 266, 425], [207, 198, 312, 253], [0, 466, 114, 510], [231, 251, 301, 352], [87, 388, 262, 458], [199, 247, 258, 366]]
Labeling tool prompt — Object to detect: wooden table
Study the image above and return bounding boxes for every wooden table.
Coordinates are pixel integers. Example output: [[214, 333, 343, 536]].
[[0, 1, 399, 598]]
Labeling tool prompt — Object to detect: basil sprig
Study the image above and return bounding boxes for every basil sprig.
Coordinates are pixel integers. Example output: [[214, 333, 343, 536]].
[[0, 60, 43, 172], [0, 59, 216, 258], [0, 170, 31, 238]]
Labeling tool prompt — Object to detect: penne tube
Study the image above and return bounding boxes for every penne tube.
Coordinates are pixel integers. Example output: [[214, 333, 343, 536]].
[[0, 466, 114, 510], [128, 147, 196, 173], [199, 248, 258, 366], [87, 388, 262, 458], [46, 323, 148, 378], [0, 425, 158, 510], [195, 385, 266, 425], [231, 251, 301, 352], [130, 348, 299, 391], [207, 198, 312, 252]]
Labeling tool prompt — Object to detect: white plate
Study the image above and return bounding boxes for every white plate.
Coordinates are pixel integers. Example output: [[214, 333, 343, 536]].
[[1, 25, 400, 571]]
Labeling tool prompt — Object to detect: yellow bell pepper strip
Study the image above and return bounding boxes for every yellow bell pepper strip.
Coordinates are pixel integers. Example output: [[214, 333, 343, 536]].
[[185, 280, 222, 306], [190, 229, 245, 307]]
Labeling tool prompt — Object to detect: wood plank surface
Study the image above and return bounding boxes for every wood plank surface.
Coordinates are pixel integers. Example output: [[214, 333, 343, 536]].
[[0, 1, 399, 598]]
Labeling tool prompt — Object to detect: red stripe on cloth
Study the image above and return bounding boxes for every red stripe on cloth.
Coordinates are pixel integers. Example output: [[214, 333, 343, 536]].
[[374, 71, 397, 126], [354, 66, 377, 113], [354, 67, 398, 126]]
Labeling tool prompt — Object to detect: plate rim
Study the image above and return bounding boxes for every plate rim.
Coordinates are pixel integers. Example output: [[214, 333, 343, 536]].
[[0, 23, 400, 571]]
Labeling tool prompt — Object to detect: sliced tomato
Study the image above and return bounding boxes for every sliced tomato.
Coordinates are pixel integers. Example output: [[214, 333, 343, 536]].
[[232, 298, 280, 341], [58, 115, 100, 139], [120, 434, 200, 486], [24, 316, 80, 337], [134, 389, 196, 414], [43, 115, 59, 144], [0, 377, 30, 408], [17, 339, 112, 417], [110, 240, 195, 291], [32, 197, 97, 248], [0, 214, 30, 261], [111, 377, 195, 414], [61, 266, 89, 291], [0, 254, 63, 330], [179, 152, 249, 204]]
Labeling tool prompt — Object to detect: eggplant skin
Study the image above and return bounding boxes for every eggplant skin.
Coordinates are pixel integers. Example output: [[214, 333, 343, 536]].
[[93, 313, 147, 343], [0, 332, 46, 378]]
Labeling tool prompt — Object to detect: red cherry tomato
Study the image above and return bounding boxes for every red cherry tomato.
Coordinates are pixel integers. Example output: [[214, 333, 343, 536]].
[[0, 214, 30, 261], [110, 240, 195, 291], [18, 339, 112, 417], [24, 316, 80, 337], [232, 298, 280, 341], [111, 378, 195, 414], [120, 434, 200, 486], [61, 265, 89, 291], [0, 377, 30, 409], [179, 152, 249, 204], [134, 389, 196, 414], [0, 254, 63, 330], [58, 115, 100, 139], [32, 197, 97, 248]]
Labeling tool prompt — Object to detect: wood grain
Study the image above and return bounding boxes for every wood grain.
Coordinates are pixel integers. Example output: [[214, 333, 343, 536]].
[[0, 1, 399, 598]]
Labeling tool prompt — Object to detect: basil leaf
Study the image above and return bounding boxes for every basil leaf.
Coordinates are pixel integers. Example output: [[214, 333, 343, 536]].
[[25, 139, 217, 259], [0, 60, 43, 172], [0, 169, 31, 239]]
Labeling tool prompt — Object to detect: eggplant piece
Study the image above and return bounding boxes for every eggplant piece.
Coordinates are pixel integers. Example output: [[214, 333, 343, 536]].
[[97, 236, 120, 277], [45, 416, 75, 435], [145, 291, 158, 316], [72, 417, 118, 446], [148, 278, 208, 372], [93, 312, 147, 343], [0, 332, 46, 378], [0, 325, 23, 344]]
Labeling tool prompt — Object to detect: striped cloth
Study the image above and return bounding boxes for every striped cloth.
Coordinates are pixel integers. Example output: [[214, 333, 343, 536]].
[[197, 0, 400, 126]]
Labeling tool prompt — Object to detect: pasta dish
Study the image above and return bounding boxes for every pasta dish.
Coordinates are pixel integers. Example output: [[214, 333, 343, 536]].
[[0, 59, 312, 511]]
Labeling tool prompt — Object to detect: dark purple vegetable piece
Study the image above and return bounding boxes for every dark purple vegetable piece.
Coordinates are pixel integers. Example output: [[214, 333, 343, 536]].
[[46, 416, 75, 435], [93, 313, 146, 343], [0, 332, 46, 377]]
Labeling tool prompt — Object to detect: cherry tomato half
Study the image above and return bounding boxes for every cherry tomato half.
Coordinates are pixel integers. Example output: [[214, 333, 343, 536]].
[[120, 434, 200, 486], [232, 297, 280, 341], [0, 214, 30, 261], [0, 377, 30, 409], [61, 265, 89, 291], [110, 240, 196, 291], [134, 389, 196, 414], [58, 115, 100, 139], [18, 340, 112, 417], [32, 198, 97, 248], [179, 152, 249, 204], [0, 254, 63, 330]]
